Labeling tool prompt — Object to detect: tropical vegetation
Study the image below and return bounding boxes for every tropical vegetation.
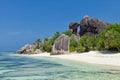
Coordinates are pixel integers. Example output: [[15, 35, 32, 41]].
[[34, 24, 120, 53], [69, 24, 120, 52]]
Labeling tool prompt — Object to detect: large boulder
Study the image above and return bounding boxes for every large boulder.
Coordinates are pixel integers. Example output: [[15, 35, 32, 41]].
[[79, 16, 109, 36], [16, 44, 34, 54], [69, 16, 110, 37], [69, 22, 80, 35], [51, 34, 70, 55]]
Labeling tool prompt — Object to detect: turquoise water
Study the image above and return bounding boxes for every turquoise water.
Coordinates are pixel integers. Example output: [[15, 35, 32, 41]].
[[0, 52, 120, 80]]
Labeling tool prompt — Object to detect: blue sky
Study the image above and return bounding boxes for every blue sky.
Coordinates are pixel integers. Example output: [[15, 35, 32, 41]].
[[0, 0, 120, 51]]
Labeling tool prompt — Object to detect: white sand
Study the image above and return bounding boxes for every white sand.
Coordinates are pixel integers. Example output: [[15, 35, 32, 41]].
[[26, 51, 120, 67], [51, 51, 120, 67]]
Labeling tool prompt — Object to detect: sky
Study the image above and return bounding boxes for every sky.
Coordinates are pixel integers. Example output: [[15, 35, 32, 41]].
[[0, 0, 120, 51]]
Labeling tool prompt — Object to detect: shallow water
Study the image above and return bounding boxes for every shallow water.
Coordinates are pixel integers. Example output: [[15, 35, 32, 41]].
[[0, 52, 120, 80]]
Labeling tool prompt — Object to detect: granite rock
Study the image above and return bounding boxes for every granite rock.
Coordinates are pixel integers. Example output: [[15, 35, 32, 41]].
[[51, 34, 70, 55]]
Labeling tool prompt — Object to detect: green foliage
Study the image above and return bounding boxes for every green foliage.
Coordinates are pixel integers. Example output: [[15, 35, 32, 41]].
[[75, 24, 120, 52], [41, 32, 61, 52], [70, 36, 95, 52], [33, 47, 37, 52], [78, 36, 94, 52], [76, 46, 86, 52], [70, 38, 78, 48], [52, 32, 61, 41], [69, 38, 78, 52], [42, 38, 52, 52], [36, 24, 120, 53], [33, 38, 42, 52], [63, 30, 73, 37], [35, 38, 42, 49], [97, 24, 120, 51], [104, 30, 120, 50], [70, 46, 76, 52], [44, 38, 49, 41]]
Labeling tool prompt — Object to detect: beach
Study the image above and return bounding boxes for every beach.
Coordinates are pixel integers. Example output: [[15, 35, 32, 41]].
[[1, 52, 120, 80], [26, 51, 120, 67]]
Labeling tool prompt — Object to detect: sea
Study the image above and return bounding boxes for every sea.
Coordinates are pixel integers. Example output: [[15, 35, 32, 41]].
[[0, 52, 120, 80]]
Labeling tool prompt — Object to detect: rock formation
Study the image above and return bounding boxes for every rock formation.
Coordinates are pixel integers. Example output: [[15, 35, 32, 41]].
[[16, 44, 42, 54], [51, 34, 70, 55], [69, 22, 80, 35], [70, 34, 80, 41], [79, 16, 109, 36], [69, 16, 110, 37], [17, 16, 110, 55]]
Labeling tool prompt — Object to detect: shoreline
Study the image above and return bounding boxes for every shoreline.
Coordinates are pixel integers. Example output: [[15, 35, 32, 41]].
[[20, 51, 120, 68]]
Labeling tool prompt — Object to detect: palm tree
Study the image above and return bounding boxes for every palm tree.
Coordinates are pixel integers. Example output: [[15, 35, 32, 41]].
[[35, 38, 42, 49]]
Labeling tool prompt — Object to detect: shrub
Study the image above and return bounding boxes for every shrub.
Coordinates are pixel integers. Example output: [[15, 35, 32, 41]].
[[78, 36, 94, 52], [63, 30, 73, 37], [52, 32, 61, 41], [41, 32, 61, 52], [69, 38, 78, 52], [70, 46, 76, 52], [97, 24, 120, 51], [76, 46, 86, 52], [33, 38, 42, 52], [42, 39, 52, 52]]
